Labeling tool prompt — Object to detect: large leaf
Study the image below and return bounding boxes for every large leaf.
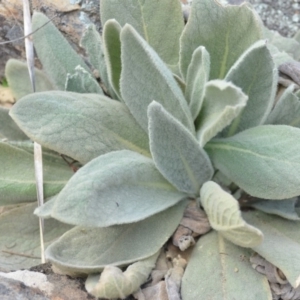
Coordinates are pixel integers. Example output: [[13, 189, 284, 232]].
[[0, 142, 73, 205], [200, 181, 263, 247], [5, 59, 54, 100], [32, 12, 91, 90], [205, 125, 300, 199], [45, 201, 186, 274], [120, 25, 194, 133], [244, 211, 300, 288], [148, 102, 213, 195], [222, 40, 277, 136], [85, 251, 160, 299], [185, 46, 210, 120], [266, 85, 300, 127], [180, 0, 262, 79], [38, 150, 187, 227], [100, 0, 184, 66], [103, 19, 122, 99], [181, 231, 272, 300], [196, 80, 247, 147], [0, 203, 72, 271], [0, 107, 28, 141], [10, 91, 150, 164]]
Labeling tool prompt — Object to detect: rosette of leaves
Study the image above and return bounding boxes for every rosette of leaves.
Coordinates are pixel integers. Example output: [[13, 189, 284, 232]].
[[2, 0, 300, 298]]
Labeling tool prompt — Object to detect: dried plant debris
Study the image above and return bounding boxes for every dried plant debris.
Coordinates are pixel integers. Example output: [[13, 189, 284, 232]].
[[172, 201, 211, 251], [251, 253, 300, 300]]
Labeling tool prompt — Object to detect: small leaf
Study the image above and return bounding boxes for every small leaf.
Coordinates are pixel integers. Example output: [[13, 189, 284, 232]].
[[222, 40, 277, 136], [10, 91, 150, 164], [85, 252, 160, 299], [196, 80, 248, 147], [180, 0, 262, 79], [32, 12, 91, 90], [100, 0, 184, 66], [0, 203, 72, 271], [0, 107, 28, 141], [5, 59, 54, 100], [103, 19, 122, 100], [120, 24, 194, 133], [181, 231, 272, 300], [266, 85, 300, 127], [44, 150, 187, 227], [0, 142, 73, 205], [200, 181, 263, 247], [148, 102, 213, 195], [244, 211, 300, 288], [185, 46, 210, 120], [45, 201, 187, 274], [65, 66, 103, 94], [250, 198, 300, 221], [205, 125, 300, 199]]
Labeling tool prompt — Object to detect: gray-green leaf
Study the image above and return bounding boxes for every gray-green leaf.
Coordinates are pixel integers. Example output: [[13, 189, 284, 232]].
[[120, 24, 194, 133], [10, 91, 150, 164], [206, 125, 300, 199], [100, 0, 184, 66], [200, 181, 263, 247], [222, 40, 277, 136], [45, 201, 187, 274], [32, 12, 91, 90], [41, 150, 187, 227], [180, 0, 262, 79], [148, 101, 213, 195], [196, 80, 248, 147], [181, 231, 272, 300]]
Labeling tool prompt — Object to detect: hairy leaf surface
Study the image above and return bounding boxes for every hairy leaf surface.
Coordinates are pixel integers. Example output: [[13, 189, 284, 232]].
[[120, 25, 194, 133], [244, 211, 300, 288], [32, 12, 91, 90], [148, 102, 213, 195], [196, 80, 247, 147], [223, 40, 277, 136], [180, 0, 261, 79], [10, 91, 150, 164], [206, 125, 300, 199], [48, 150, 187, 227], [45, 202, 186, 274], [181, 231, 272, 300], [101, 0, 184, 66], [200, 181, 263, 247]]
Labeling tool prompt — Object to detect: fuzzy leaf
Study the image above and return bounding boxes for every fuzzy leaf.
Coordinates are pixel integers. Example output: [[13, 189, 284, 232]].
[[196, 80, 248, 147], [0, 203, 72, 271], [250, 198, 300, 221], [185, 46, 210, 120], [148, 102, 213, 195], [0, 107, 28, 141], [206, 125, 300, 199], [244, 211, 300, 288], [40, 150, 187, 227], [100, 0, 184, 66], [181, 231, 272, 300], [5, 59, 53, 100], [85, 252, 159, 299], [120, 25, 194, 133], [32, 12, 91, 90], [200, 181, 263, 247], [103, 19, 122, 99], [222, 40, 277, 136], [10, 91, 150, 164], [45, 201, 187, 274], [0, 142, 73, 205], [266, 85, 300, 127], [65, 66, 103, 94], [34, 196, 56, 219], [180, 0, 262, 79]]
